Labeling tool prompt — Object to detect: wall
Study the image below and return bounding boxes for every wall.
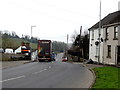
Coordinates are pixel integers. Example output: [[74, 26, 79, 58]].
[[89, 28, 103, 63], [118, 26, 120, 45], [103, 26, 118, 65]]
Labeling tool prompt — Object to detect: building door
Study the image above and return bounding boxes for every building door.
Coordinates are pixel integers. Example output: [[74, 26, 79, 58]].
[[117, 46, 120, 64]]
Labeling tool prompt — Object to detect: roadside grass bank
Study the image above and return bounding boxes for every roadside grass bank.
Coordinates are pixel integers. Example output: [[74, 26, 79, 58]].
[[92, 67, 120, 89]]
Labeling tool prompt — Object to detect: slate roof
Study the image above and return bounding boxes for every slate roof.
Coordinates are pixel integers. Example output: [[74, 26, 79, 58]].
[[88, 10, 120, 30]]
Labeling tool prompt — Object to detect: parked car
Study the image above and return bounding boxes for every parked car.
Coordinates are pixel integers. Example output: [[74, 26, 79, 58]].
[[62, 57, 68, 62], [0, 48, 4, 53]]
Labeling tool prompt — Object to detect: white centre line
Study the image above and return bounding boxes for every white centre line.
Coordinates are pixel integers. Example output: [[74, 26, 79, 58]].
[[33, 68, 47, 74], [48, 66, 51, 69], [1, 75, 25, 82]]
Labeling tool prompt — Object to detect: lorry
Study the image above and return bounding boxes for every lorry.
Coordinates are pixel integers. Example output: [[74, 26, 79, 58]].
[[13, 42, 31, 60], [38, 40, 55, 62]]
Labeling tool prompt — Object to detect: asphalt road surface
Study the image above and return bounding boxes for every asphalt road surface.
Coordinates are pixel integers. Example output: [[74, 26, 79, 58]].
[[2, 53, 94, 88]]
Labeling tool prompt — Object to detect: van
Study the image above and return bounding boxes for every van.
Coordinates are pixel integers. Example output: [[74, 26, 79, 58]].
[[5, 48, 13, 53]]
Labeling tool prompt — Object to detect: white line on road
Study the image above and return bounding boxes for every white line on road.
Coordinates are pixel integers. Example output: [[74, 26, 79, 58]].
[[33, 68, 47, 74], [48, 66, 51, 69], [0, 75, 25, 82]]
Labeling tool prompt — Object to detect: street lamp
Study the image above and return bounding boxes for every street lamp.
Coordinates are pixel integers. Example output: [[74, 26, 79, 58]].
[[30, 26, 36, 50], [31, 26, 36, 39]]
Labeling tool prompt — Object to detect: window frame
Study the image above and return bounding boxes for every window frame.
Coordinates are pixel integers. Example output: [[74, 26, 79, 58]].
[[113, 26, 118, 40], [105, 27, 109, 40], [107, 45, 111, 58], [91, 30, 94, 40]]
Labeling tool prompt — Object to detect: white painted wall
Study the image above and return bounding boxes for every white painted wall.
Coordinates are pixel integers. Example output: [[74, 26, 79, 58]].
[[89, 28, 103, 63]]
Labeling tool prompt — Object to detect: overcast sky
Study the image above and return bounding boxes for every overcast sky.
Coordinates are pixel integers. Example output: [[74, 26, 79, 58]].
[[0, 0, 120, 43]]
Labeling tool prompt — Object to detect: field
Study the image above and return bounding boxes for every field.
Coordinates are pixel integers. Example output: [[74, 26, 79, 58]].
[[1, 37, 37, 50]]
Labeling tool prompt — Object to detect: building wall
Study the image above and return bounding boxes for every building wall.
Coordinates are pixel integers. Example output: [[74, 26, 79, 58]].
[[103, 26, 118, 64], [89, 28, 103, 63], [118, 26, 120, 45]]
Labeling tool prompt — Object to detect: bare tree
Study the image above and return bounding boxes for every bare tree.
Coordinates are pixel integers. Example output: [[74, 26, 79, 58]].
[[71, 30, 79, 43]]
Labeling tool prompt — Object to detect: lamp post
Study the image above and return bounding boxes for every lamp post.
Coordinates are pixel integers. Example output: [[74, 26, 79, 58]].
[[31, 26, 36, 39], [30, 26, 36, 49]]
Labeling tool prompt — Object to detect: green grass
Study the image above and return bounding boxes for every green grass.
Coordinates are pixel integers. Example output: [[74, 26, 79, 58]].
[[1, 37, 37, 50], [92, 67, 120, 89], [10, 38, 37, 49]]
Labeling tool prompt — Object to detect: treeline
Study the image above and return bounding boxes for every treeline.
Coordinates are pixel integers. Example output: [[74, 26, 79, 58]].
[[52, 41, 67, 53], [68, 33, 89, 59], [0, 30, 38, 49], [0, 30, 67, 53]]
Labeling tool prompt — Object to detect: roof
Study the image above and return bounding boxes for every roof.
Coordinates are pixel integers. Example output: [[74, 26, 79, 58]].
[[88, 10, 120, 30]]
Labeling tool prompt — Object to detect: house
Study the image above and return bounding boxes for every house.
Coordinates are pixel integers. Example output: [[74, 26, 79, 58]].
[[5, 48, 13, 53], [88, 10, 120, 65]]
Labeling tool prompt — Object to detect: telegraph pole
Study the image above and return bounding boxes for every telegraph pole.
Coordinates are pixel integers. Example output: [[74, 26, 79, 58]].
[[98, 0, 101, 64], [66, 34, 69, 51], [66, 34, 69, 60], [78, 26, 82, 61], [31, 26, 36, 39], [30, 26, 36, 51]]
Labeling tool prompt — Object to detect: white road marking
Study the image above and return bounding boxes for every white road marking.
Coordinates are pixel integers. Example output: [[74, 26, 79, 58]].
[[33, 68, 47, 74], [1, 75, 25, 82], [43, 68, 47, 70], [48, 66, 51, 69]]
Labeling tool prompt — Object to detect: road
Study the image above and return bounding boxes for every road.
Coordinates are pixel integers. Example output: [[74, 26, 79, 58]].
[[2, 53, 94, 88]]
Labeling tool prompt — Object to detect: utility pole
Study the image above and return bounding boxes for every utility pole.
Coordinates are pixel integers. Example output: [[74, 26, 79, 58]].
[[30, 26, 36, 50], [66, 34, 69, 52], [31, 26, 36, 39], [78, 26, 82, 61], [66, 34, 69, 60], [98, 0, 101, 64]]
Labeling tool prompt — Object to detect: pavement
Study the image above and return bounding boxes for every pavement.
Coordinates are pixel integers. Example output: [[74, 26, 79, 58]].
[[0, 60, 32, 69], [84, 63, 106, 69]]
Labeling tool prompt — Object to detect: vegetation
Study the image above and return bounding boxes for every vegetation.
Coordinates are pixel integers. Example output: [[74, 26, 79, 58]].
[[52, 41, 67, 53], [68, 32, 89, 61], [0, 30, 67, 53], [92, 67, 120, 89]]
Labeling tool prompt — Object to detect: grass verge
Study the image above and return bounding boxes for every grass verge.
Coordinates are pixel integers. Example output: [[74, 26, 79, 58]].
[[92, 67, 120, 89]]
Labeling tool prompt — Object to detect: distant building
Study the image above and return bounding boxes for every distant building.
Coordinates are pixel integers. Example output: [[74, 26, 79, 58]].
[[88, 10, 120, 65], [5, 48, 13, 53]]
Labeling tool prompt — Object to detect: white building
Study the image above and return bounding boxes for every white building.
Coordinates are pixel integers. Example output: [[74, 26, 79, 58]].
[[89, 10, 120, 65], [5, 48, 13, 53]]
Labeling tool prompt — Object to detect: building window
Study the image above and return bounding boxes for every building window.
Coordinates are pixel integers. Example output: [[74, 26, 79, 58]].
[[105, 27, 109, 40], [114, 26, 118, 39], [107, 45, 111, 58], [95, 46, 99, 57], [92, 30, 94, 40]]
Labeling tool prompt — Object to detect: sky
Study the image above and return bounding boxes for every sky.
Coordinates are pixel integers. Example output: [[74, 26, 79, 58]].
[[0, 0, 120, 43]]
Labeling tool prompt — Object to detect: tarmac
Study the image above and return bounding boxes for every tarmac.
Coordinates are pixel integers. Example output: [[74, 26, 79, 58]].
[[0, 60, 32, 69], [0, 61, 107, 88]]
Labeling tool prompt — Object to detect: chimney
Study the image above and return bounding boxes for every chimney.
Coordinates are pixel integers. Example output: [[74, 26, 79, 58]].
[[118, 1, 120, 11], [21, 41, 25, 46]]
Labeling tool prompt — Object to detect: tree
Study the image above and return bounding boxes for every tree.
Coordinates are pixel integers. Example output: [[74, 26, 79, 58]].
[[68, 31, 89, 59]]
